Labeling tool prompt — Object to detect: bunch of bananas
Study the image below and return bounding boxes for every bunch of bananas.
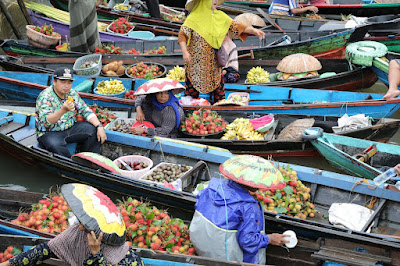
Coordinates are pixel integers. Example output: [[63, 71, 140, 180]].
[[166, 65, 185, 82], [222, 118, 264, 140], [96, 79, 125, 95], [246, 66, 270, 84]]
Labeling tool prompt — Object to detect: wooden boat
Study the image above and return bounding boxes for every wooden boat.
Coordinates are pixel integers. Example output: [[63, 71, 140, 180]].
[[0, 25, 359, 60], [221, 0, 400, 17], [0, 114, 399, 266], [0, 234, 249, 266], [0, 56, 379, 91], [303, 128, 400, 180], [0, 70, 396, 118]]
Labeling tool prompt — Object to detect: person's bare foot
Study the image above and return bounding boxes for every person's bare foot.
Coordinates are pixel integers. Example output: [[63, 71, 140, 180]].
[[383, 89, 400, 100]]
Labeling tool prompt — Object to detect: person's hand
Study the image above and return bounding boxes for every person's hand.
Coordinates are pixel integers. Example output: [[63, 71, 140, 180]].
[[394, 164, 400, 176], [136, 109, 145, 123], [182, 51, 191, 65], [97, 127, 107, 144], [62, 100, 75, 112], [131, 126, 147, 135], [307, 6, 319, 13], [251, 28, 265, 39], [87, 231, 103, 256], [267, 233, 291, 246]]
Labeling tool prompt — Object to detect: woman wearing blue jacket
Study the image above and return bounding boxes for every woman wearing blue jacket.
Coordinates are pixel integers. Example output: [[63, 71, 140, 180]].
[[190, 155, 290, 264]]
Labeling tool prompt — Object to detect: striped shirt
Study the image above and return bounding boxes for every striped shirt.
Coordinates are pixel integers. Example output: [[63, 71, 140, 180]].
[[269, 0, 298, 16]]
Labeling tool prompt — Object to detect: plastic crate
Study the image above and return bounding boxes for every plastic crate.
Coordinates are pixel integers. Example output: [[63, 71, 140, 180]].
[[113, 155, 153, 179], [104, 118, 136, 131], [139, 162, 193, 190], [73, 54, 102, 77]]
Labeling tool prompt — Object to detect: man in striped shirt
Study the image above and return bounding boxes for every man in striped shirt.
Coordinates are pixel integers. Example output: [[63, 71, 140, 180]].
[[269, 0, 318, 16]]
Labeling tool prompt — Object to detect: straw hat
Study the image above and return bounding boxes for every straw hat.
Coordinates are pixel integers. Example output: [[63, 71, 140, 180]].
[[219, 155, 286, 190], [234, 13, 266, 27], [185, 0, 225, 11], [134, 78, 185, 96], [276, 53, 322, 74]]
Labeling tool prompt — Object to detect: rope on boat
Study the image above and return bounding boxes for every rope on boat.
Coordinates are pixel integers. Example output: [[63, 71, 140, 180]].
[[349, 179, 378, 210]]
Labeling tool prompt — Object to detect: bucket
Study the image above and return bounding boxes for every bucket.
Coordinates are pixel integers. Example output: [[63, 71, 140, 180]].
[[113, 155, 153, 179]]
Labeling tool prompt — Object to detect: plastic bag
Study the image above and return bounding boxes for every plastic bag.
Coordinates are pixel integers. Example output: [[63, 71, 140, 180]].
[[179, 96, 211, 106], [328, 203, 374, 232], [332, 114, 371, 133]]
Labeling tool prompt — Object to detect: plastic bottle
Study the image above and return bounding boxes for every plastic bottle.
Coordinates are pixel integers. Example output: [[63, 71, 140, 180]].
[[373, 168, 397, 186]]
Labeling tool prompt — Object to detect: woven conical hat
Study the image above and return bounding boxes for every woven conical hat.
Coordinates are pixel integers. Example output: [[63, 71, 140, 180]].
[[185, 0, 225, 11], [234, 13, 266, 27], [277, 53, 322, 73]]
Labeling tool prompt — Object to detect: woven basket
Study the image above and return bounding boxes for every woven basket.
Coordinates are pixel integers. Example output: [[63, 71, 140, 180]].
[[26, 25, 61, 49]]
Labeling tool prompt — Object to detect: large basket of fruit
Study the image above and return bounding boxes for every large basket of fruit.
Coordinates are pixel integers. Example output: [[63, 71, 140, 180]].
[[125, 62, 166, 80], [139, 162, 192, 190], [106, 17, 135, 36], [180, 109, 227, 138], [73, 54, 102, 77], [114, 155, 153, 179], [26, 24, 61, 48]]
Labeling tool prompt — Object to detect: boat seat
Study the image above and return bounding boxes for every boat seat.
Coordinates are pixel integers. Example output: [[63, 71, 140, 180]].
[[312, 246, 391, 265]]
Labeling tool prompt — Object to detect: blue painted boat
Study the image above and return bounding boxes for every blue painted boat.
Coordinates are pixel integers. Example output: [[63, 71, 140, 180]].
[[0, 71, 399, 118], [303, 127, 400, 181]]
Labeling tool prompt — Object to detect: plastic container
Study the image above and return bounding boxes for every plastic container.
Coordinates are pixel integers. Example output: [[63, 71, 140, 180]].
[[227, 92, 250, 105], [373, 168, 397, 186], [125, 62, 167, 79], [113, 155, 153, 179], [128, 31, 155, 40], [112, 4, 131, 12], [25, 25, 61, 48], [139, 162, 193, 190], [283, 230, 298, 248], [94, 87, 126, 98], [104, 118, 136, 131], [73, 54, 102, 77]]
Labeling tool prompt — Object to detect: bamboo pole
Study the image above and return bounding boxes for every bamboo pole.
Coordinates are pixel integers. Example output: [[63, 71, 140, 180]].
[[16, 0, 33, 25], [0, 0, 23, 39]]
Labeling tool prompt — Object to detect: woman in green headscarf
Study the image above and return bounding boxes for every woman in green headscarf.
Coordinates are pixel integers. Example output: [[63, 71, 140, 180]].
[[178, 0, 265, 104]]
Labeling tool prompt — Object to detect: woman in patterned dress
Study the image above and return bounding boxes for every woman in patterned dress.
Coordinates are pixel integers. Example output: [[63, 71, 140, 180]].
[[178, 0, 265, 104]]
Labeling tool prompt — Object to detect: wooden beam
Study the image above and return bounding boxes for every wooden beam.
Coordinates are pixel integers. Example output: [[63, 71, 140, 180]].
[[16, 0, 33, 25], [0, 0, 23, 39]]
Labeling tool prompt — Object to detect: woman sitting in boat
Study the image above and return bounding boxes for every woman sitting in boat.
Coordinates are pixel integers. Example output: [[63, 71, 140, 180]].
[[269, 0, 319, 16], [132, 78, 185, 138], [0, 183, 144, 266], [382, 59, 400, 100], [190, 155, 290, 264]]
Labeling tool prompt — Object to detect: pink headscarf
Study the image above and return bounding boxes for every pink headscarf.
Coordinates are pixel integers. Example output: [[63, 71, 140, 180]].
[[48, 223, 129, 266]]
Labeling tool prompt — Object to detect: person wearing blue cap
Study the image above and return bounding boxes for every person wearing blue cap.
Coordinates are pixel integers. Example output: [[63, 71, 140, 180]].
[[35, 67, 107, 158]]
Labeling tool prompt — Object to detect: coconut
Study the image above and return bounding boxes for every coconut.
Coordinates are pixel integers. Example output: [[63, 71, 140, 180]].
[[234, 13, 266, 27]]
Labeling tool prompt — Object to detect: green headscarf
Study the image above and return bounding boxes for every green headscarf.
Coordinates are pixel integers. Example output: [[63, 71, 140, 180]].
[[183, 0, 233, 49]]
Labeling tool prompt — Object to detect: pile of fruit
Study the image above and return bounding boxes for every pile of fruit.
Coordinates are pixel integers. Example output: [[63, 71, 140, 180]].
[[0, 246, 21, 263], [305, 13, 324, 20], [94, 44, 122, 54], [166, 65, 185, 82], [127, 46, 167, 55], [124, 90, 136, 100], [75, 105, 117, 126], [96, 79, 126, 95], [141, 163, 191, 183], [114, 3, 130, 11], [222, 118, 264, 140], [79, 60, 99, 69], [180, 109, 226, 135], [11, 194, 70, 234], [116, 160, 149, 171], [118, 197, 195, 254], [246, 66, 270, 83], [109, 119, 134, 134], [108, 17, 134, 34], [126, 62, 164, 79], [33, 23, 60, 37], [102, 61, 126, 76], [252, 165, 315, 219]]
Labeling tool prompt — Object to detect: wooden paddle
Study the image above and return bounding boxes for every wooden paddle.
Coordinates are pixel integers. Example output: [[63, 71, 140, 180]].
[[256, 8, 285, 32]]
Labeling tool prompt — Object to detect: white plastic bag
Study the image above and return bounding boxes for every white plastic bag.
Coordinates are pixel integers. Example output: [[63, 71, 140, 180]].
[[328, 203, 374, 232], [332, 114, 371, 133]]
